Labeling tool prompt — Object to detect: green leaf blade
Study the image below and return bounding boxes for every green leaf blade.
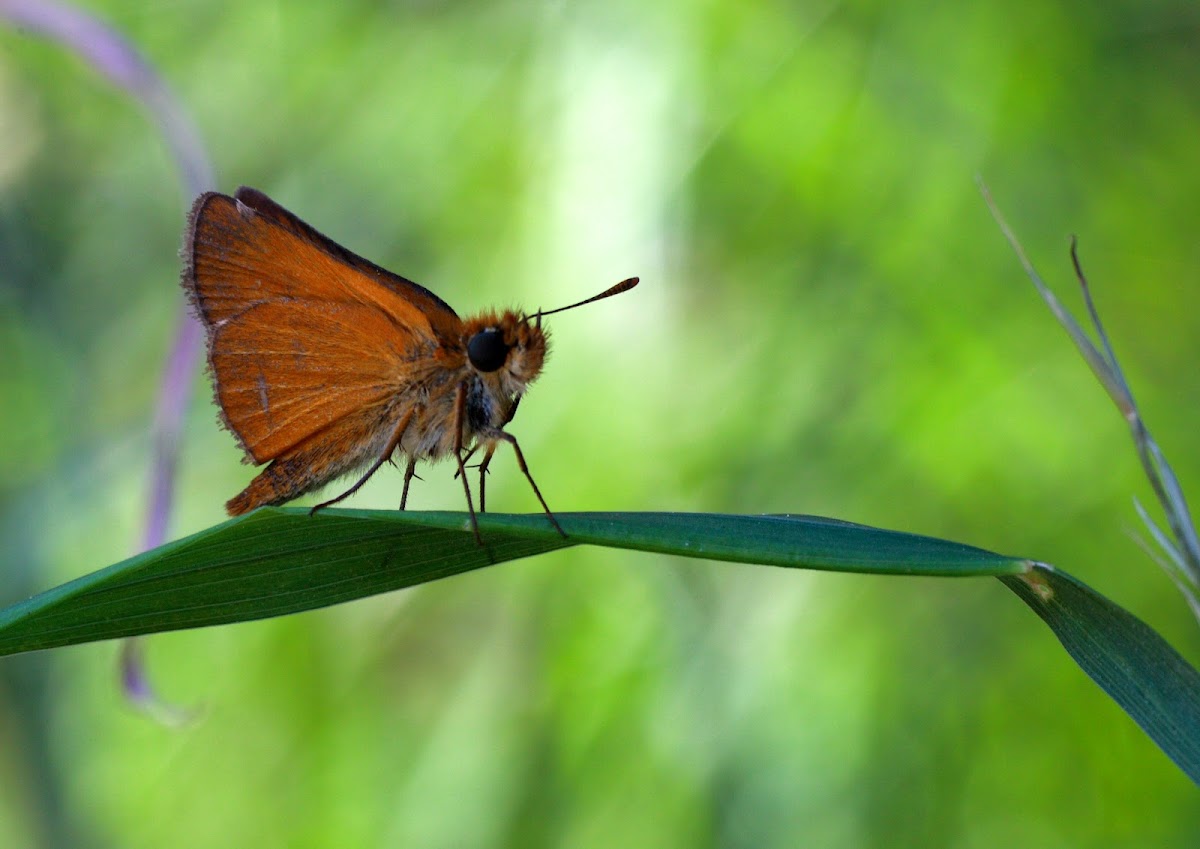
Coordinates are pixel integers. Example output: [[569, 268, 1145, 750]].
[[6, 508, 1200, 786], [1002, 567, 1200, 785], [408, 510, 1027, 575], [0, 509, 1025, 656]]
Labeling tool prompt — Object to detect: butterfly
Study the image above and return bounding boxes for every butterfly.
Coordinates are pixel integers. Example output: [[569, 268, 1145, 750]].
[[182, 187, 637, 542]]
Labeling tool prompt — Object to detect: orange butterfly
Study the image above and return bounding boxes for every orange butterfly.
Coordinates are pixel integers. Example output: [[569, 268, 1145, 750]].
[[182, 187, 637, 542]]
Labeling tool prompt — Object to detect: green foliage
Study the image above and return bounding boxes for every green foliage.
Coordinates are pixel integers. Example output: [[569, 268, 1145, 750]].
[[1003, 569, 1200, 786], [4, 509, 1198, 787], [0, 508, 1024, 654]]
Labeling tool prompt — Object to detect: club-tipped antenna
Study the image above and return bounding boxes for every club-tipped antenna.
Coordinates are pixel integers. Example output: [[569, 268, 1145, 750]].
[[534, 277, 639, 322]]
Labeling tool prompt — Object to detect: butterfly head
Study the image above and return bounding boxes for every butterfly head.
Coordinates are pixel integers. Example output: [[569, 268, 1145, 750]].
[[464, 311, 548, 393], [462, 278, 639, 395]]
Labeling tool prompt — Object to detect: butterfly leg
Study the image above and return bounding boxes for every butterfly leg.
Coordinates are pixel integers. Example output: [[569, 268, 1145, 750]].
[[477, 427, 566, 538], [452, 446, 479, 480], [472, 393, 524, 512], [476, 444, 497, 512], [399, 457, 419, 510], [502, 395, 522, 426], [453, 381, 483, 545], [310, 408, 414, 514], [476, 394, 520, 513]]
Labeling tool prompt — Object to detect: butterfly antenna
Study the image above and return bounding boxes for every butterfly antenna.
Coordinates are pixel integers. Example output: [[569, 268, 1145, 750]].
[[530, 277, 639, 326]]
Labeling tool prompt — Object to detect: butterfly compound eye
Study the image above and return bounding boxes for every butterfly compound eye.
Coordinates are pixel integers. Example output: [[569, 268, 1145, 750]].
[[467, 328, 510, 372]]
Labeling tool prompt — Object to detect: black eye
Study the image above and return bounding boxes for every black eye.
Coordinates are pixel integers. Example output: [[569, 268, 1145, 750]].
[[467, 328, 510, 372]]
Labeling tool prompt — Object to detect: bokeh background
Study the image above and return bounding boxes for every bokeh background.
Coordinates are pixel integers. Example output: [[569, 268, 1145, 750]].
[[2, 1, 1199, 846]]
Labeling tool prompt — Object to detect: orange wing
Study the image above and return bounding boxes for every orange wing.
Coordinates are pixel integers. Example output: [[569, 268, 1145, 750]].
[[186, 188, 461, 328], [183, 188, 461, 463], [209, 298, 425, 461]]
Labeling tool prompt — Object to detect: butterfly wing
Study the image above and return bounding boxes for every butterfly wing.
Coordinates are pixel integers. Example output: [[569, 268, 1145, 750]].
[[190, 187, 460, 326], [208, 298, 422, 462], [183, 188, 462, 465]]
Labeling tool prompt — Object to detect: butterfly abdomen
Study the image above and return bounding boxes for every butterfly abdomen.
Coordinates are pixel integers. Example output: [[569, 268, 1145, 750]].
[[226, 455, 311, 515], [225, 410, 389, 514]]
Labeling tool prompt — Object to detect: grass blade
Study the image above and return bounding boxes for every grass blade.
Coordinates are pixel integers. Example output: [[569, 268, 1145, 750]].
[[1002, 566, 1200, 785], [4, 508, 1198, 785], [0, 508, 1025, 656]]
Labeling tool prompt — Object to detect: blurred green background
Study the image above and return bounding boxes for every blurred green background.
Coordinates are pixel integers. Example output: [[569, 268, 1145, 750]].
[[2, 0, 1199, 846]]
